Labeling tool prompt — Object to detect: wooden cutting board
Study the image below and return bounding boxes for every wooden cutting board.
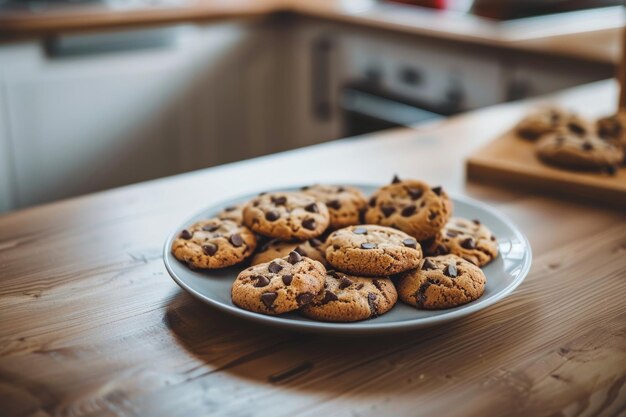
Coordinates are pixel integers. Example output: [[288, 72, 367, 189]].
[[466, 130, 626, 208]]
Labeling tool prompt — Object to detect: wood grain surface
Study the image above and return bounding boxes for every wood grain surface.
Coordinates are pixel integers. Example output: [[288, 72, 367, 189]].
[[0, 80, 625, 417]]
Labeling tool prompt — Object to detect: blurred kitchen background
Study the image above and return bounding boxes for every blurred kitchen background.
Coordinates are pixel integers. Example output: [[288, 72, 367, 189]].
[[0, 0, 624, 212]]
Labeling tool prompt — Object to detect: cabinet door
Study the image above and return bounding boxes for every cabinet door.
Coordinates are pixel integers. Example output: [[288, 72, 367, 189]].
[[0, 22, 256, 208], [0, 83, 16, 213]]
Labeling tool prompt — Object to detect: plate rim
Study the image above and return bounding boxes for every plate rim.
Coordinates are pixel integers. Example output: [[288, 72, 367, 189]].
[[163, 184, 532, 334]]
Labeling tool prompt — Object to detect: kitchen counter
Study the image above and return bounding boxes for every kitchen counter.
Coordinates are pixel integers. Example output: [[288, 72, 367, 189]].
[[0, 0, 623, 63], [1, 79, 624, 416]]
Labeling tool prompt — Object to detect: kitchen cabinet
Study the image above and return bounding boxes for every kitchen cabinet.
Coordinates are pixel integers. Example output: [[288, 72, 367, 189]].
[[0, 16, 614, 213], [0, 21, 286, 211]]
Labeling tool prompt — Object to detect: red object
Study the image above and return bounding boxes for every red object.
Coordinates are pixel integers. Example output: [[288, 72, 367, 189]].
[[387, 0, 447, 9]]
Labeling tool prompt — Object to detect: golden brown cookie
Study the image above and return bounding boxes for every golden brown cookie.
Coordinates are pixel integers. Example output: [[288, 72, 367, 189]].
[[301, 184, 367, 229], [423, 217, 498, 266], [515, 107, 590, 140], [597, 111, 626, 153], [396, 255, 486, 310], [535, 130, 623, 173], [251, 238, 328, 267], [300, 271, 397, 322], [243, 191, 330, 240], [171, 218, 257, 269], [364, 176, 452, 241], [325, 224, 422, 276], [231, 251, 326, 315]]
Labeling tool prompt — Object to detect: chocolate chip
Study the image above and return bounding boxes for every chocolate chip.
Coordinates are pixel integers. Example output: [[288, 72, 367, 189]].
[[339, 277, 353, 289], [431, 186, 442, 195], [202, 243, 217, 256], [337, 186, 345, 192], [606, 165, 618, 175], [297, 293, 313, 306], [361, 242, 377, 249], [372, 280, 384, 292], [367, 293, 378, 317], [180, 229, 192, 240], [582, 142, 593, 151], [490, 235, 496, 241], [268, 261, 283, 274], [300, 185, 310, 191], [259, 192, 267, 196], [265, 210, 279, 221], [392, 174, 401, 184], [309, 238, 322, 247], [287, 250, 302, 264], [224, 206, 237, 212], [422, 259, 437, 270], [327, 269, 337, 277], [326, 199, 341, 210], [428, 211, 438, 220], [302, 218, 316, 230], [568, 122, 585, 136], [444, 263, 457, 278], [472, 219, 481, 225], [381, 205, 396, 217], [416, 279, 437, 307], [322, 291, 338, 304], [401, 205, 416, 217], [294, 246, 307, 256], [261, 292, 277, 308], [355, 283, 364, 290], [402, 238, 417, 249], [461, 238, 476, 249], [407, 188, 423, 200], [254, 275, 270, 287], [304, 203, 319, 213], [369, 196, 377, 207], [434, 244, 448, 255], [550, 110, 560, 124], [229, 234, 243, 247], [272, 195, 287, 205], [446, 231, 458, 237], [282, 274, 293, 285], [202, 224, 220, 232], [353, 226, 368, 235]]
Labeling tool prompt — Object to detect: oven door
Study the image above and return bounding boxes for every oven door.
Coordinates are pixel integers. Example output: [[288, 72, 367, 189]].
[[341, 86, 446, 137]]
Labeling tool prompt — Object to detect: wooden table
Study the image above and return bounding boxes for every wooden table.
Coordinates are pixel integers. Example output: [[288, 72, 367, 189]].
[[1, 80, 624, 417]]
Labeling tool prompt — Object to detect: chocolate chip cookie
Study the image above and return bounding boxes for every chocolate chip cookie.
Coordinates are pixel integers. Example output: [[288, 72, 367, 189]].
[[171, 218, 257, 269], [396, 255, 486, 310], [301, 184, 367, 229], [216, 203, 245, 225], [364, 177, 452, 241], [243, 191, 330, 240], [231, 251, 326, 315], [535, 131, 623, 173], [597, 111, 626, 153], [423, 217, 498, 267], [325, 225, 422, 276], [515, 107, 590, 140], [300, 271, 397, 322], [251, 238, 328, 267]]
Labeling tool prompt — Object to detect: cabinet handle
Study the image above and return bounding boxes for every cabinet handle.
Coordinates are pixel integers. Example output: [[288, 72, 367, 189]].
[[44, 27, 180, 58], [311, 35, 333, 121]]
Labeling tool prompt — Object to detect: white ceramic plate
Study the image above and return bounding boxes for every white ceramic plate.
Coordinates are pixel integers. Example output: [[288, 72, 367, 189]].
[[163, 185, 532, 334]]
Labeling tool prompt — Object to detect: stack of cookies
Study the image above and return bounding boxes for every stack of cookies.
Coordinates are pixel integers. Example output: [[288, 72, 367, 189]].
[[514, 107, 625, 174], [171, 177, 499, 322]]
